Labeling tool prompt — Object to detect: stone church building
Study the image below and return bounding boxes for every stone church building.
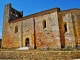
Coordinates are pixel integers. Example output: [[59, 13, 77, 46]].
[[1, 3, 80, 49]]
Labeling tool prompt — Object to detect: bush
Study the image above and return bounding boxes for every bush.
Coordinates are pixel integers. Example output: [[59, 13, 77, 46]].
[[61, 46, 74, 51], [76, 45, 80, 50]]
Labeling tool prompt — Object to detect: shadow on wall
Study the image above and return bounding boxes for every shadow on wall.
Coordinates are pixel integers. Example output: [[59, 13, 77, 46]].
[[0, 39, 2, 48]]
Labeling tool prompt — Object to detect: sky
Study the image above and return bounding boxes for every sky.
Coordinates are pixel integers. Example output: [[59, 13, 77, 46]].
[[0, 0, 80, 39]]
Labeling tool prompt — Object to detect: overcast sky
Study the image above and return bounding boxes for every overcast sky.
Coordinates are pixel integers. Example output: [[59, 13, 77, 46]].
[[0, 0, 80, 39]]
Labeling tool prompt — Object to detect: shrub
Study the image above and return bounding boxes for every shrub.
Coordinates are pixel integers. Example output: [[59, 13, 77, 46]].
[[61, 46, 74, 51]]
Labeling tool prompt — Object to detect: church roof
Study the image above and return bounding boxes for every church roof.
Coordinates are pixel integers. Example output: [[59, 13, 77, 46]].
[[10, 8, 80, 23], [10, 8, 60, 23]]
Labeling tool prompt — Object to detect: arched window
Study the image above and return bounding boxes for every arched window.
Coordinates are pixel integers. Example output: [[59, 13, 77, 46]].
[[43, 20, 46, 29], [15, 25, 18, 33], [64, 22, 67, 33]]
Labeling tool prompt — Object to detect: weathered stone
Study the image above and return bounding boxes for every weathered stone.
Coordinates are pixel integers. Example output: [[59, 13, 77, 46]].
[[0, 51, 79, 59], [1, 3, 80, 49]]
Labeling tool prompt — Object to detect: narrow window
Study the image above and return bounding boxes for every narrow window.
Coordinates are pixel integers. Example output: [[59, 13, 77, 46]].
[[43, 20, 46, 29], [15, 26, 18, 33], [64, 23, 67, 33]]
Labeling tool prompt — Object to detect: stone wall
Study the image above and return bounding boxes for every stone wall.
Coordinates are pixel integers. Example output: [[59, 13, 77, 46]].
[[22, 18, 34, 48], [35, 11, 61, 49], [58, 9, 80, 48], [0, 50, 80, 60]]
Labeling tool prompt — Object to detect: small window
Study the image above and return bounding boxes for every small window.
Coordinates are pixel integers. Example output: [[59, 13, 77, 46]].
[[43, 20, 46, 29], [15, 26, 18, 33], [64, 23, 67, 33]]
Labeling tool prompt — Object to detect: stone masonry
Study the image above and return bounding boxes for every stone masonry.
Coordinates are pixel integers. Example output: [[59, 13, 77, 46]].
[[0, 50, 80, 60], [1, 3, 80, 49]]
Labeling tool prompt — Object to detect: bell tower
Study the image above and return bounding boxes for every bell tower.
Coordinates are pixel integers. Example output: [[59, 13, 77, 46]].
[[2, 3, 23, 48]]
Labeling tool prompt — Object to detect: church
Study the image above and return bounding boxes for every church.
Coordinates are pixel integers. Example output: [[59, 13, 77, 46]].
[[1, 3, 80, 49]]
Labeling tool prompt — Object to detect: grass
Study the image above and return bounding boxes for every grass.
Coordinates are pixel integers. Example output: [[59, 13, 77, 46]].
[[0, 45, 79, 51]]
